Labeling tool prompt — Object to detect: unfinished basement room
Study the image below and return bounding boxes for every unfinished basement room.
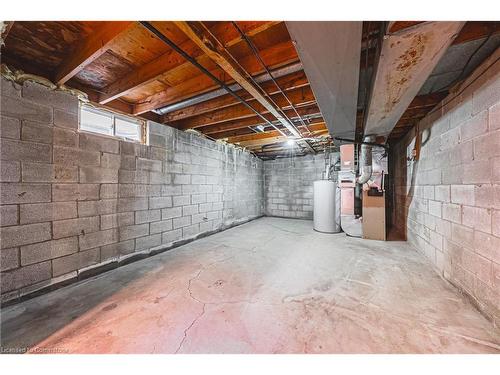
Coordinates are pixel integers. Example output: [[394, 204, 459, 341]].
[[1, 13, 500, 359]]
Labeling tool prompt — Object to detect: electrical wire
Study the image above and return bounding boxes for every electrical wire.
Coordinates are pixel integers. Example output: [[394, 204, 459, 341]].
[[225, 22, 315, 154], [231, 21, 312, 136], [197, 21, 308, 152], [204, 24, 299, 133], [138, 21, 287, 138]]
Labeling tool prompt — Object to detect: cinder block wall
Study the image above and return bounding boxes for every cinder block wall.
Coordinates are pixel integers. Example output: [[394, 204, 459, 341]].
[[392, 49, 500, 325], [263, 154, 325, 218], [0, 77, 264, 303]]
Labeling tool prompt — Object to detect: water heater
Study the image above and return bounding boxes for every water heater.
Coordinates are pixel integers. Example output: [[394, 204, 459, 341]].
[[313, 180, 341, 233]]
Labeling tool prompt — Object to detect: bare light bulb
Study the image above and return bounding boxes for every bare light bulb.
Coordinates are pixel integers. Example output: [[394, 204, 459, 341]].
[[286, 139, 295, 146]]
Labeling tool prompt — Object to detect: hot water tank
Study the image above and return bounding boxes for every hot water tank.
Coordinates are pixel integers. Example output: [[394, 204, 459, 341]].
[[313, 180, 341, 233]]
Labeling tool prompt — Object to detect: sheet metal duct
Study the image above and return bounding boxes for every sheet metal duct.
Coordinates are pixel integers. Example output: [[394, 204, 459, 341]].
[[154, 62, 303, 116], [363, 22, 465, 139], [286, 22, 362, 139], [357, 135, 376, 185]]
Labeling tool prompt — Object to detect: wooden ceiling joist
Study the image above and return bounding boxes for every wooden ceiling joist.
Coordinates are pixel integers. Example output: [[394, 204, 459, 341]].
[[173, 21, 301, 137], [202, 104, 321, 137], [236, 128, 329, 148], [387, 21, 425, 34], [227, 121, 327, 144], [1, 21, 15, 42], [170, 85, 316, 130], [4, 20, 497, 152], [98, 21, 279, 105], [228, 119, 328, 143], [407, 92, 448, 110], [162, 70, 309, 122], [384, 93, 448, 139], [69, 81, 135, 115], [54, 21, 135, 85], [452, 21, 500, 45], [210, 115, 324, 141], [133, 39, 298, 115], [208, 127, 259, 140], [70, 81, 161, 123]]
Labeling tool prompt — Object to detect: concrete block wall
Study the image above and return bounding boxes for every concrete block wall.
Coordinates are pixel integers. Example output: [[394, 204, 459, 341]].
[[0, 77, 264, 303], [263, 154, 325, 218], [391, 48, 500, 326]]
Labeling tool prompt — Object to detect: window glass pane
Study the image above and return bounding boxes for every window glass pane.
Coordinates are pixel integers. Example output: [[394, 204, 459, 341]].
[[80, 107, 113, 136], [115, 117, 141, 142]]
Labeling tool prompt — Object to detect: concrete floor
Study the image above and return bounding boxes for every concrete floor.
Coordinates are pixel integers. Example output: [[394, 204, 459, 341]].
[[1, 217, 499, 354]]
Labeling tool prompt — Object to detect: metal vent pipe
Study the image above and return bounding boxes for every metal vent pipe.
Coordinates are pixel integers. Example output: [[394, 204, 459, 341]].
[[357, 135, 376, 185]]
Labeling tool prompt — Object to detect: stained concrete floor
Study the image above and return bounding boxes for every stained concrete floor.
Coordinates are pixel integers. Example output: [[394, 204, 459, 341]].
[[1, 217, 499, 354]]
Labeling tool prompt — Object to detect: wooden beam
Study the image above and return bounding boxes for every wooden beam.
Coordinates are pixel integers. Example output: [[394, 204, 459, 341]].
[[68, 81, 133, 114], [173, 21, 301, 137], [1, 21, 14, 43], [162, 70, 309, 122], [255, 150, 308, 158], [389, 127, 413, 140], [0, 53, 48, 77], [453, 21, 500, 45], [407, 92, 448, 110], [208, 127, 257, 139], [170, 85, 316, 130], [388, 22, 425, 34], [204, 104, 321, 137], [68, 81, 160, 123], [54, 21, 134, 85], [399, 108, 434, 120], [227, 121, 328, 145], [99, 21, 279, 104], [133, 40, 297, 115], [387, 93, 448, 138], [234, 126, 329, 148], [227, 121, 327, 144]]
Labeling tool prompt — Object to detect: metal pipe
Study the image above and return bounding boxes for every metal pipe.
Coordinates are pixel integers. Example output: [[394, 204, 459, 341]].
[[230, 22, 316, 155], [334, 136, 388, 149], [357, 135, 375, 185], [243, 111, 323, 133], [139, 21, 287, 137], [155, 62, 303, 115], [205, 22, 301, 139], [232, 22, 311, 135]]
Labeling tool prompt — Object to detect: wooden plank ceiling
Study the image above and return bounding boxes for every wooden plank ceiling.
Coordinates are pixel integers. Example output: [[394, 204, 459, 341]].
[[2, 21, 499, 158]]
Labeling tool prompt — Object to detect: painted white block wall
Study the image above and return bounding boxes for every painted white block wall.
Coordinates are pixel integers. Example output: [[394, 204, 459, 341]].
[[0, 77, 264, 303], [392, 48, 500, 326]]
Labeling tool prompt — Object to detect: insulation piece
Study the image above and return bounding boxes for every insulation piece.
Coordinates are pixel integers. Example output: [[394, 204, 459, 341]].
[[0, 63, 89, 102]]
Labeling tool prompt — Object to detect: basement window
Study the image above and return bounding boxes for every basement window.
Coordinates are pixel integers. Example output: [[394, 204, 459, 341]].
[[79, 104, 144, 143]]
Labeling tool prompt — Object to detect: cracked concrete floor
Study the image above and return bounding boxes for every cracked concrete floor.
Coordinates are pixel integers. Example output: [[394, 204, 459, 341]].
[[1, 217, 499, 354]]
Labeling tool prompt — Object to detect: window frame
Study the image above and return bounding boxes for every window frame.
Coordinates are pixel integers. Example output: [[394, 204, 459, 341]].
[[79, 103, 147, 144]]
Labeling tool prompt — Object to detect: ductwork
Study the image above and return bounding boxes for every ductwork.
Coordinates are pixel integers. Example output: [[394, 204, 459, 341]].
[[363, 22, 464, 138], [357, 135, 375, 185], [285, 22, 362, 139], [154, 62, 303, 115]]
